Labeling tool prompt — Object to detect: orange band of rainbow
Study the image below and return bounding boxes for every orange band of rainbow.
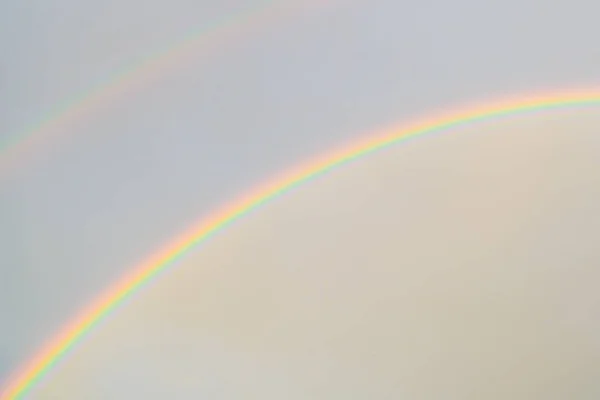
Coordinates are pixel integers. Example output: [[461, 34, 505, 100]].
[[2, 88, 600, 399]]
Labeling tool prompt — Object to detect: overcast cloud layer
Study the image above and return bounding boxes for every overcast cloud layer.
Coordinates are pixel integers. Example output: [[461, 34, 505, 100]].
[[1, 0, 600, 395]]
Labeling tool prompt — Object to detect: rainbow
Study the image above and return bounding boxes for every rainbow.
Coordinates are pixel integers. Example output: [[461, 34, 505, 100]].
[[2, 88, 600, 399], [0, 0, 329, 179]]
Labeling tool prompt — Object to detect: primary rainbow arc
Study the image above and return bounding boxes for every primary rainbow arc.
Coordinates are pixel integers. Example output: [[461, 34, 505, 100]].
[[2, 88, 600, 399]]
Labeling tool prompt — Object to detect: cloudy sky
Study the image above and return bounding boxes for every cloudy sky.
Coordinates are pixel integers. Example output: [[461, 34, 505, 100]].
[[1, 0, 599, 398]]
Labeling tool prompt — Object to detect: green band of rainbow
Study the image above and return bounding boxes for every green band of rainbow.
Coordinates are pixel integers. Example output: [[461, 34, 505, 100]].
[[2, 89, 600, 399]]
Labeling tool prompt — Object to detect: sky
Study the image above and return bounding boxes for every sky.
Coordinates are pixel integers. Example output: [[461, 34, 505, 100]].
[[1, 0, 599, 397]]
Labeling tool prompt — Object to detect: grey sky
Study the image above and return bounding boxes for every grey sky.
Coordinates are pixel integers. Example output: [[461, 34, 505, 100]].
[[1, 0, 599, 396]]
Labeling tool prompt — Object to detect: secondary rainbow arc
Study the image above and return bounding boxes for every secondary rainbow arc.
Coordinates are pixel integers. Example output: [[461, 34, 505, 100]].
[[1, 88, 600, 399], [0, 0, 322, 179]]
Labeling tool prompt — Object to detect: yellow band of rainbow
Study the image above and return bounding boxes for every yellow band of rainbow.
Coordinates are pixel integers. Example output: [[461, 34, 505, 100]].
[[2, 88, 600, 399]]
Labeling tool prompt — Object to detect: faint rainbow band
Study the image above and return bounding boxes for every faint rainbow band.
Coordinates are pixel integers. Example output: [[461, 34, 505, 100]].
[[2, 88, 600, 399], [0, 0, 331, 179]]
